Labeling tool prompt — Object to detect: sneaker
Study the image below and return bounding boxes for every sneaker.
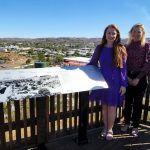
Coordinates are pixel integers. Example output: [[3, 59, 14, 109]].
[[106, 131, 113, 141], [131, 128, 138, 137], [101, 129, 107, 137], [121, 124, 130, 132]]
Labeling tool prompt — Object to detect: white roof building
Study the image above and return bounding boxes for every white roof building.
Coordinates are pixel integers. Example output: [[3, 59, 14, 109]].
[[64, 57, 91, 66], [0, 47, 7, 52]]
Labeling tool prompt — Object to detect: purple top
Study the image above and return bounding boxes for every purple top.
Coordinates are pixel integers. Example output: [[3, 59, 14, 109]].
[[126, 42, 150, 79], [88, 45, 127, 106]]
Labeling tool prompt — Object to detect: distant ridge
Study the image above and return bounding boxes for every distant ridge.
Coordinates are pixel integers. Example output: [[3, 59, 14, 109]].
[[0, 37, 102, 46], [0, 37, 149, 44]]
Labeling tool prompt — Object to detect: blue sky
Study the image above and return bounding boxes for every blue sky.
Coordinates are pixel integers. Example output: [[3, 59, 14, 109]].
[[0, 0, 150, 38]]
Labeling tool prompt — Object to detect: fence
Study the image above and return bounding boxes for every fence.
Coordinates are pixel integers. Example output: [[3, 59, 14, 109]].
[[0, 76, 150, 150]]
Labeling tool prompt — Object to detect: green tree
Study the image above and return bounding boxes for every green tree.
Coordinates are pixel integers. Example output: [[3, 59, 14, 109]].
[[74, 51, 80, 57], [37, 52, 46, 62], [54, 55, 64, 65], [28, 49, 34, 55], [26, 58, 32, 64]]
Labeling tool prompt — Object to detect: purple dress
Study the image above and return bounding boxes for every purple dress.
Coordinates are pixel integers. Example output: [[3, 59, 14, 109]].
[[88, 45, 127, 106]]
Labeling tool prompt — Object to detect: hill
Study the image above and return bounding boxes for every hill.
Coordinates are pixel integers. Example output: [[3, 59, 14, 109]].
[[0, 52, 28, 69]]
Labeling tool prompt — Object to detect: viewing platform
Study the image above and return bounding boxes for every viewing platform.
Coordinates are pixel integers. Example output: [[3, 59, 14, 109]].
[[0, 66, 149, 150]]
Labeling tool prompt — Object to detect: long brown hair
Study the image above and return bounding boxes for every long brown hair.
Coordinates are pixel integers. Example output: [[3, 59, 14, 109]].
[[98, 24, 127, 68]]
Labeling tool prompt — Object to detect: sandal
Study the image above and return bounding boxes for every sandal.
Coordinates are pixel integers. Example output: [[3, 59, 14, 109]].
[[131, 128, 138, 137], [106, 131, 113, 141]]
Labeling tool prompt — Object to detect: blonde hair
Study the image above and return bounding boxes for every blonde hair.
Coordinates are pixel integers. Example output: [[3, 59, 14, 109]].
[[128, 23, 146, 46]]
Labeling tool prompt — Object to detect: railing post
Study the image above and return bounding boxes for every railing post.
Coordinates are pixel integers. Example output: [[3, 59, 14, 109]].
[[35, 62, 49, 149], [77, 91, 89, 144], [143, 75, 150, 123], [36, 96, 49, 149], [0, 103, 6, 150]]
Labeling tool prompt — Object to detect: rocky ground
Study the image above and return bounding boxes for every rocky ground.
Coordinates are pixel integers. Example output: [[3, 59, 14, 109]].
[[0, 52, 28, 69]]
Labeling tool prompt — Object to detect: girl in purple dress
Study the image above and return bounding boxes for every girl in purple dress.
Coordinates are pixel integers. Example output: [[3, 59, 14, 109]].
[[88, 24, 127, 140]]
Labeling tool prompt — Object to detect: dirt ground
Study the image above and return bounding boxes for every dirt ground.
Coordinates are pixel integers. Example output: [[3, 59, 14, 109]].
[[0, 52, 28, 69]]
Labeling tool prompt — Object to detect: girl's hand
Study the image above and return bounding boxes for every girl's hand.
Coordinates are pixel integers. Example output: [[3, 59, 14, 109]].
[[131, 78, 139, 86], [128, 77, 133, 85], [119, 86, 126, 96]]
